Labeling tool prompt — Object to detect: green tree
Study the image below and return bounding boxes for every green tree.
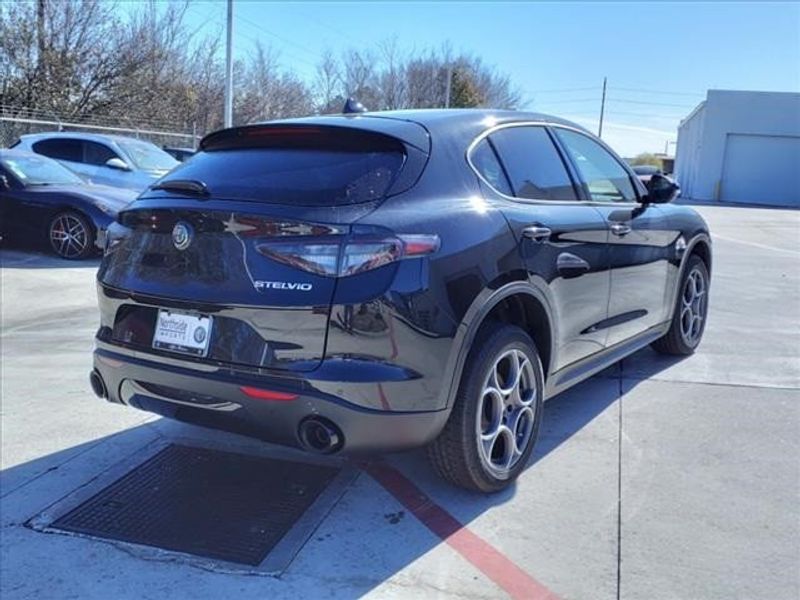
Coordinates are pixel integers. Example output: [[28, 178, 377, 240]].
[[630, 153, 662, 167]]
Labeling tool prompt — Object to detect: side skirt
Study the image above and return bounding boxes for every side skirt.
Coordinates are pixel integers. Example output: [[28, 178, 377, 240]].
[[544, 322, 669, 400]]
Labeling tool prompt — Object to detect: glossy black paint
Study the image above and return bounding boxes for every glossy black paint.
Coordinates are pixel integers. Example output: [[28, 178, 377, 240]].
[[0, 150, 136, 250], [92, 109, 711, 454]]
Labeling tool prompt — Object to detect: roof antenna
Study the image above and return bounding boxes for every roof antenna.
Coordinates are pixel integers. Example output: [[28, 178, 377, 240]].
[[343, 97, 367, 114]]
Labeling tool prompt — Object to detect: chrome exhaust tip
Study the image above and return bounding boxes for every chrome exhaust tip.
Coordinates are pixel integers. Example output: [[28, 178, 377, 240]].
[[89, 369, 107, 399], [298, 417, 343, 454]]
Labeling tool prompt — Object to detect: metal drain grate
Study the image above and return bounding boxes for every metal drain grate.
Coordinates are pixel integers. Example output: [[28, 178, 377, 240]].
[[52, 444, 340, 566]]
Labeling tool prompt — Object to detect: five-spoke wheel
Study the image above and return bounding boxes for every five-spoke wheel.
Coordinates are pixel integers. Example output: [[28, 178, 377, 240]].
[[48, 211, 93, 259]]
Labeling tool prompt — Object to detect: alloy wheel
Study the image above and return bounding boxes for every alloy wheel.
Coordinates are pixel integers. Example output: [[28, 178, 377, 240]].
[[680, 266, 707, 346], [476, 348, 538, 477], [50, 214, 89, 259]]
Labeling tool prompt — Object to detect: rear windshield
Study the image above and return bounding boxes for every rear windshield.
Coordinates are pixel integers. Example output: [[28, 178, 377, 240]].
[[157, 128, 406, 206]]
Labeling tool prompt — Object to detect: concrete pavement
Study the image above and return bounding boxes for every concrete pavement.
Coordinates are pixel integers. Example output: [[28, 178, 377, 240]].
[[1, 204, 798, 599]]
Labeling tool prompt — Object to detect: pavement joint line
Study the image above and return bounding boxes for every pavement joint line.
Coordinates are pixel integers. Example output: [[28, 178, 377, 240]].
[[363, 461, 561, 600], [618, 376, 799, 391], [616, 360, 624, 600], [712, 233, 800, 256]]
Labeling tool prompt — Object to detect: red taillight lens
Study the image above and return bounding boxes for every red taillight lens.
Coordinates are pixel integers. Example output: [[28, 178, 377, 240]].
[[256, 234, 439, 278]]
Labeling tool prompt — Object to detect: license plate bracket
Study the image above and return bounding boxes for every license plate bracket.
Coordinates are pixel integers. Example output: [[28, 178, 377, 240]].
[[152, 310, 213, 357]]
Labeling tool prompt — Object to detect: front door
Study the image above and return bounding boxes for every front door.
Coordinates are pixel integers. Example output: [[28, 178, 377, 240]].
[[553, 127, 676, 347], [471, 126, 611, 371]]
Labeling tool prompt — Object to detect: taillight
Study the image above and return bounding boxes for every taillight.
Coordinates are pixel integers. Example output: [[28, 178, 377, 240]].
[[256, 234, 439, 278]]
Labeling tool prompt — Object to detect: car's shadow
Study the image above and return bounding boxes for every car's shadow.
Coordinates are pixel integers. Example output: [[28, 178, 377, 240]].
[[1, 352, 686, 597], [0, 245, 101, 269]]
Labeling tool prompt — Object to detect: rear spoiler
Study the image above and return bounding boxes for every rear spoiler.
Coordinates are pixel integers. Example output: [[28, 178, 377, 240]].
[[201, 119, 431, 154]]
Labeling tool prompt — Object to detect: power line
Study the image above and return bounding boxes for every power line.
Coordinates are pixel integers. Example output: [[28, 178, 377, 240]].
[[233, 12, 321, 66], [612, 86, 705, 98], [188, 4, 320, 70], [531, 86, 600, 94], [533, 97, 599, 105], [607, 98, 697, 109]]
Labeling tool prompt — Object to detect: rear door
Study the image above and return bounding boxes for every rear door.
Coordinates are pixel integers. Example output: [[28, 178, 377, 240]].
[[472, 125, 611, 371], [553, 127, 677, 346]]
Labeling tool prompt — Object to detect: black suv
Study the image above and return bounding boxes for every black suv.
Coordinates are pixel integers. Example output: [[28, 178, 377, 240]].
[[91, 110, 711, 492]]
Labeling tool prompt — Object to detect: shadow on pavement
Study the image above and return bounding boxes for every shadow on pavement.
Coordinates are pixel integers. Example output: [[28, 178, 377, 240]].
[[0, 246, 101, 269], [0, 354, 685, 598]]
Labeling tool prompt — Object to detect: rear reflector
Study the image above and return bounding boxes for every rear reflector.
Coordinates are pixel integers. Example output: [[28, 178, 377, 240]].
[[239, 386, 298, 401]]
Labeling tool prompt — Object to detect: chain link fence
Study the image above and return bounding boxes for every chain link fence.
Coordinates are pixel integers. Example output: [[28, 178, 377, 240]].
[[0, 105, 201, 150]]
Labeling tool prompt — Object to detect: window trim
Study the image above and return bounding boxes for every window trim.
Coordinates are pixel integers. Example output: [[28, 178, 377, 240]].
[[466, 121, 644, 206], [470, 137, 515, 197]]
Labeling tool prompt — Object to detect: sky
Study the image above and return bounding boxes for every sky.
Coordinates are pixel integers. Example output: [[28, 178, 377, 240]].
[[182, 1, 800, 157]]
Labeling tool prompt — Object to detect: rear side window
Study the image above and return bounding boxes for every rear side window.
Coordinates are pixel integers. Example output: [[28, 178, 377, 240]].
[[488, 126, 578, 201], [470, 139, 513, 196], [162, 127, 406, 206], [555, 129, 638, 202], [32, 139, 83, 162]]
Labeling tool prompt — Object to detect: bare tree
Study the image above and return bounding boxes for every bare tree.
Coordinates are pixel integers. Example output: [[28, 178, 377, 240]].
[[341, 48, 380, 110], [2, 3, 522, 140], [377, 37, 406, 110], [314, 49, 343, 114]]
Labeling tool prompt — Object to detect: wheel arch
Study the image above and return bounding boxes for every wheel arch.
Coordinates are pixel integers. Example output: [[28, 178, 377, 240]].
[[665, 232, 712, 322], [688, 237, 712, 274], [438, 280, 557, 411]]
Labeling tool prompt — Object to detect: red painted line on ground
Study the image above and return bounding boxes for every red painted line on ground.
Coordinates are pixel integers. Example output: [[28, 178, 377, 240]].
[[387, 313, 399, 359], [376, 383, 392, 410], [364, 462, 561, 600]]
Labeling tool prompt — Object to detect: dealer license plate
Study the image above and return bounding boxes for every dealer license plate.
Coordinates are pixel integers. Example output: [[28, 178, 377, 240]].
[[152, 310, 213, 357]]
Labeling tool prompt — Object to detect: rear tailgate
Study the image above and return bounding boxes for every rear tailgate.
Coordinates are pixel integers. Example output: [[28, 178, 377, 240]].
[[100, 205, 347, 371], [97, 122, 430, 372]]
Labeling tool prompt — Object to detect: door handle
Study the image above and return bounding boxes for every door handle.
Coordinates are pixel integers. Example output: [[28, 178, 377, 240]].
[[522, 225, 552, 242], [610, 222, 632, 237], [557, 252, 591, 278]]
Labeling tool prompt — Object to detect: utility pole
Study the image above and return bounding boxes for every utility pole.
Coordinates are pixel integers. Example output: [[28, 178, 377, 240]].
[[598, 77, 607, 138], [224, 0, 234, 128]]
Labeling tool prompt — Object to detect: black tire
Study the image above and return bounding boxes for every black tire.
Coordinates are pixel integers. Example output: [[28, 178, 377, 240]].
[[428, 322, 545, 492], [651, 254, 710, 355], [47, 210, 95, 260]]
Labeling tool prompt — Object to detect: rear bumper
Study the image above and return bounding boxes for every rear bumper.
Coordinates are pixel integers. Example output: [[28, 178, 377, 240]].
[[92, 346, 449, 455]]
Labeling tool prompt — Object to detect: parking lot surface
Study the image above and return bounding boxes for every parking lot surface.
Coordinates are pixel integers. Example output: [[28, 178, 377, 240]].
[[1, 204, 798, 599]]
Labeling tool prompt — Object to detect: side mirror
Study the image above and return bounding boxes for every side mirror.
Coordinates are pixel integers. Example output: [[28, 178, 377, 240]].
[[645, 173, 680, 204], [105, 157, 131, 171]]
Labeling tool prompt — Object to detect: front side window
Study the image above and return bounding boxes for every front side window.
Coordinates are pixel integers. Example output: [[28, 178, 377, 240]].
[[32, 139, 83, 163], [555, 129, 638, 202], [84, 141, 120, 166], [117, 140, 178, 172], [488, 126, 578, 201]]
